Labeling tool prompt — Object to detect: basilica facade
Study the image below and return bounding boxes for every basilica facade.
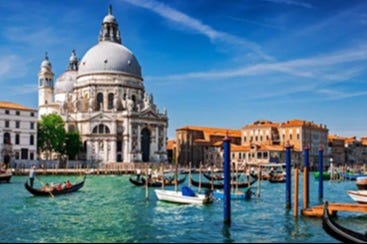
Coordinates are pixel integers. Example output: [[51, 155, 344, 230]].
[[38, 6, 168, 164]]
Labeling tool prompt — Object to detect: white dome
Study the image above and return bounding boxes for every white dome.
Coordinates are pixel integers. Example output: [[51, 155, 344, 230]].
[[103, 14, 117, 24], [54, 70, 77, 94], [78, 41, 142, 79]]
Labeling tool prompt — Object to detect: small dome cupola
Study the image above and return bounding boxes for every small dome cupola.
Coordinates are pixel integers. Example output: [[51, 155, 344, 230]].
[[99, 5, 121, 44], [68, 49, 79, 71], [41, 52, 52, 72]]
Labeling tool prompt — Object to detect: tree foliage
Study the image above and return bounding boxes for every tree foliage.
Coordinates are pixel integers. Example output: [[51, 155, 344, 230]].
[[64, 131, 83, 160], [37, 114, 66, 158]]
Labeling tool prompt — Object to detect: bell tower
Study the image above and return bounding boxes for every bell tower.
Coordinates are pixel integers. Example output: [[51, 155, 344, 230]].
[[38, 52, 54, 117]]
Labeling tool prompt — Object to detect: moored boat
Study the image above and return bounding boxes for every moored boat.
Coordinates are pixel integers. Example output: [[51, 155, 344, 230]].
[[213, 188, 253, 200], [322, 201, 367, 243], [154, 186, 213, 205], [129, 175, 186, 187], [0, 170, 12, 183], [190, 173, 258, 189], [347, 190, 367, 204], [356, 176, 367, 190]]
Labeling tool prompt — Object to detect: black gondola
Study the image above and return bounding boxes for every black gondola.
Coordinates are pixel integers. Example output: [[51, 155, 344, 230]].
[[129, 175, 186, 187], [0, 173, 12, 183], [322, 201, 367, 243], [190, 173, 258, 189], [203, 172, 240, 181], [24, 176, 86, 197]]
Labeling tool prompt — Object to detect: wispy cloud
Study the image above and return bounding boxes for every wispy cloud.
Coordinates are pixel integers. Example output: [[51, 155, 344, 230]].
[[121, 0, 273, 61], [0, 55, 28, 80], [263, 0, 314, 9]]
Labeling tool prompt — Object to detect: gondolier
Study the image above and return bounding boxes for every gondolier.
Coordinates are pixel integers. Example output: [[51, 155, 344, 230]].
[[29, 165, 36, 187]]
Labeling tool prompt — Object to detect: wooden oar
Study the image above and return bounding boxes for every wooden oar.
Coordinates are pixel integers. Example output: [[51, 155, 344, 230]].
[[36, 176, 55, 198]]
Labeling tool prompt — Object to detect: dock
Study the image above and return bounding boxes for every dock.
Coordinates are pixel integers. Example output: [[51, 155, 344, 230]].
[[301, 202, 367, 218]]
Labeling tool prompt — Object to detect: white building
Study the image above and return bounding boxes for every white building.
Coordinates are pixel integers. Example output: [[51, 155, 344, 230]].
[[0, 101, 38, 167], [38, 6, 168, 164]]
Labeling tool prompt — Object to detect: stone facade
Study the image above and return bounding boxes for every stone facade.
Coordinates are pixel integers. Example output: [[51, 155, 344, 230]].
[[38, 6, 168, 164]]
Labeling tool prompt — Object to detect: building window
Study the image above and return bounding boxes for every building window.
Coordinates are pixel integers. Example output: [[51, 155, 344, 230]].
[[30, 152, 34, 160], [3, 133, 11, 144], [30, 122, 34, 130], [5, 110, 9, 115], [30, 135, 34, 145], [108, 93, 114, 109], [5, 120, 9, 128], [21, 148, 28, 160], [92, 124, 110, 134], [30, 112, 34, 117], [297, 133, 300, 140], [96, 93, 103, 110], [15, 152, 19, 160], [16, 111, 20, 116], [15, 134, 20, 145], [16, 121, 20, 128]]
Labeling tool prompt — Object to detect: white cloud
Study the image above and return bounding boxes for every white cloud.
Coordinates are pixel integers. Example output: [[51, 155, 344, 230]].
[[122, 0, 273, 61]]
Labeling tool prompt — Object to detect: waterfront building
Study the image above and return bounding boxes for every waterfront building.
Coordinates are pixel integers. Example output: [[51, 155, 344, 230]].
[[174, 119, 329, 169], [327, 134, 346, 165], [0, 101, 38, 167], [37, 6, 168, 164], [175, 126, 241, 168]]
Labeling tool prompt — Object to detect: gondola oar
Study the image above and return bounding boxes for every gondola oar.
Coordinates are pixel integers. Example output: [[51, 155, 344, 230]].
[[36, 176, 54, 198]]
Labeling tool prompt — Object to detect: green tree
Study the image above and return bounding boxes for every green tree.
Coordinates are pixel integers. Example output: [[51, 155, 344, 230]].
[[64, 131, 83, 160], [37, 114, 66, 160]]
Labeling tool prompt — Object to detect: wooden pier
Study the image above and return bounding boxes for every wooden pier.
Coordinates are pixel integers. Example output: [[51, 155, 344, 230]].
[[301, 202, 367, 218]]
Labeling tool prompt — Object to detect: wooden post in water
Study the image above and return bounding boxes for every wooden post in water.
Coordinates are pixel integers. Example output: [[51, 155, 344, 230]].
[[145, 168, 149, 200], [318, 146, 324, 200], [293, 167, 299, 217], [223, 132, 231, 225], [285, 143, 292, 209], [303, 146, 310, 209], [198, 161, 202, 193], [257, 165, 261, 198]]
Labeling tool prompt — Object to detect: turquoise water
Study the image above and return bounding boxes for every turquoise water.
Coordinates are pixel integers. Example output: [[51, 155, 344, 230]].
[[0, 173, 365, 243]]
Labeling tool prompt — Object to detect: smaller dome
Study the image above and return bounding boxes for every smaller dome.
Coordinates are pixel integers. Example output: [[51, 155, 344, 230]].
[[103, 14, 117, 24], [54, 70, 77, 94]]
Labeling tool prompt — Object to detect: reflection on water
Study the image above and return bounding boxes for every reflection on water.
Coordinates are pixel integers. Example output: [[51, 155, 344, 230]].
[[0, 173, 363, 242]]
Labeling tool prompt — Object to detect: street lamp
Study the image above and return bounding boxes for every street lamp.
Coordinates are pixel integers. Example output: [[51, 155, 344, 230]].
[[330, 157, 334, 179]]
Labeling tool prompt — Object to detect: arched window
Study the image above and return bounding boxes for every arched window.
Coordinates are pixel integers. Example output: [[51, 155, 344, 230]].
[[30, 135, 34, 145], [3, 133, 11, 144], [92, 124, 110, 134], [96, 93, 103, 110], [108, 93, 114, 109]]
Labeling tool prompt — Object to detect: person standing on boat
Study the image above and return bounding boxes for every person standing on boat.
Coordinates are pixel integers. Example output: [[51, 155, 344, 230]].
[[29, 165, 36, 187], [136, 168, 141, 181]]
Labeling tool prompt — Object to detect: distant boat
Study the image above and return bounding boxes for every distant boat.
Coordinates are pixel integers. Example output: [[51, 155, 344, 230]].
[[213, 188, 253, 200], [190, 173, 258, 189], [0, 170, 12, 183], [129, 175, 186, 187], [322, 201, 367, 243], [314, 172, 331, 180], [347, 190, 367, 204], [154, 186, 213, 205], [356, 176, 367, 190]]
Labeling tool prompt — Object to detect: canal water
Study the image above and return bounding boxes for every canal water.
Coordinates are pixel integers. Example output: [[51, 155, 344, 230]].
[[0, 172, 365, 243]]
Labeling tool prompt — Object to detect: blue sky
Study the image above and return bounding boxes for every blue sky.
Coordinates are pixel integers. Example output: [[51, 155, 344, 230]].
[[1, 0, 367, 140]]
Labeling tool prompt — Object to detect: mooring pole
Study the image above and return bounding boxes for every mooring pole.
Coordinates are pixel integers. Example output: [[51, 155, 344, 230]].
[[303, 146, 310, 209], [285, 143, 291, 209], [318, 146, 324, 200], [223, 132, 231, 225]]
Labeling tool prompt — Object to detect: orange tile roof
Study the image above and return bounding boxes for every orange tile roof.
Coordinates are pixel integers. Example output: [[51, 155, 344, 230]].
[[0, 101, 36, 111], [166, 140, 176, 150], [243, 120, 280, 129], [176, 125, 241, 139], [280, 119, 326, 129]]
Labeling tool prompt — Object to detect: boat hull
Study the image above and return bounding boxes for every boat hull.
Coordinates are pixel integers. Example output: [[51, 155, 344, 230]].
[[154, 189, 213, 205], [347, 190, 367, 204]]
